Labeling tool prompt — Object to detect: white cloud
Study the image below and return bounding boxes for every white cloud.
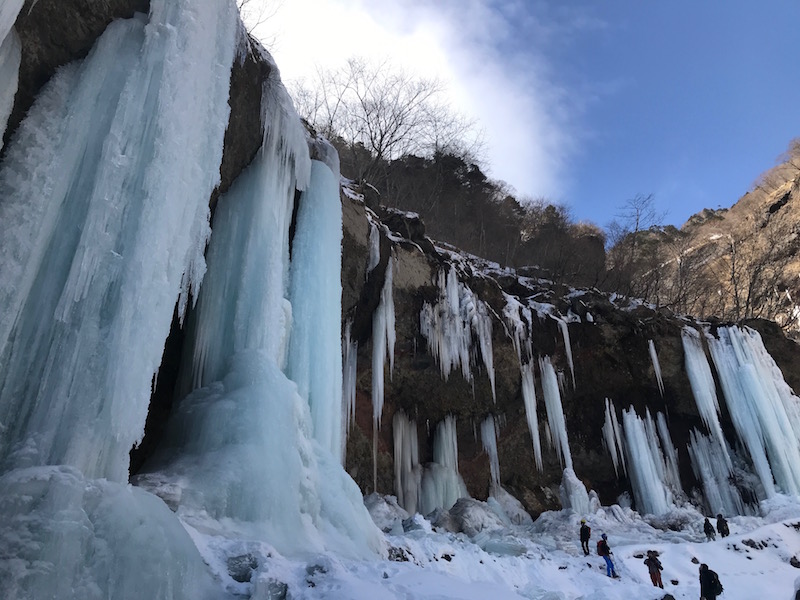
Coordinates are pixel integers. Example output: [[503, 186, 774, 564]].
[[250, 0, 581, 200]]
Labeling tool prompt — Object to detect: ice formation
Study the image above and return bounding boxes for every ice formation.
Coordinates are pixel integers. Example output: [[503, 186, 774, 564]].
[[0, 0, 22, 152], [393, 411, 422, 515], [150, 52, 382, 560], [420, 266, 496, 400], [602, 398, 626, 477], [288, 148, 344, 460], [367, 218, 381, 272], [372, 256, 396, 428], [419, 416, 469, 515], [688, 429, 747, 516], [707, 326, 800, 498], [682, 327, 730, 467], [342, 320, 358, 457], [0, 1, 245, 596], [521, 361, 543, 471], [0, 0, 238, 482], [620, 408, 673, 515], [556, 318, 576, 387], [539, 356, 573, 468], [648, 339, 665, 397], [481, 415, 501, 486]]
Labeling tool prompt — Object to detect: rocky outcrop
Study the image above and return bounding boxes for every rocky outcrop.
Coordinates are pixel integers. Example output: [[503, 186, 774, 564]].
[[341, 191, 800, 517]]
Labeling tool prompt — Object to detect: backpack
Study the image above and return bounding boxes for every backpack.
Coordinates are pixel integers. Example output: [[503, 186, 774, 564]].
[[597, 540, 607, 556], [711, 572, 723, 595]]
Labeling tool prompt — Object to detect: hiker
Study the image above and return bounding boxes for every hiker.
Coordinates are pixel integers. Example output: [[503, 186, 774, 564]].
[[699, 563, 723, 600], [596, 533, 618, 578], [716, 514, 729, 538], [579, 519, 591, 555], [643, 550, 664, 588], [703, 517, 716, 541]]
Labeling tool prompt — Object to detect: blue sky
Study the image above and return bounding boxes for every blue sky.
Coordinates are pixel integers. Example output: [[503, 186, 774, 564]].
[[258, 0, 800, 228]]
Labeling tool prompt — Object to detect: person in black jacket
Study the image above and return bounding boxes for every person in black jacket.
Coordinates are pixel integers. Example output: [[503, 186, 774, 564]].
[[596, 534, 618, 578], [699, 563, 723, 600], [703, 517, 716, 541], [716, 514, 729, 538], [579, 519, 591, 555]]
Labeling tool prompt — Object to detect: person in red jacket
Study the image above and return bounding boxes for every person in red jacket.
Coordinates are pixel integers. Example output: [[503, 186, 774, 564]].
[[643, 550, 664, 588]]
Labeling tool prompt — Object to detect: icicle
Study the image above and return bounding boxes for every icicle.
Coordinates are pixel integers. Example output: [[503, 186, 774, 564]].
[[342, 320, 358, 457], [521, 362, 543, 471], [602, 398, 626, 477], [648, 339, 665, 397], [681, 327, 731, 469], [688, 429, 746, 517], [420, 265, 495, 401], [556, 318, 575, 388], [393, 411, 421, 514], [539, 356, 573, 469], [480, 415, 501, 486], [371, 256, 395, 430], [621, 408, 672, 515], [419, 415, 469, 514], [655, 411, 682, 494]]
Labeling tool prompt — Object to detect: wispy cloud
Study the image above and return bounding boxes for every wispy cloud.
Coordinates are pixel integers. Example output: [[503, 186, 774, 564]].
[[253, 0, 600, 201]]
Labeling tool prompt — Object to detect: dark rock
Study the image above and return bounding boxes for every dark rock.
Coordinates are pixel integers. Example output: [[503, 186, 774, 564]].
[[226, 553, 258, 583], [5, 0, 150, 154], [262, 579, 288, 600], [790, 555, 800, 569], [388, 546, 410, 562]]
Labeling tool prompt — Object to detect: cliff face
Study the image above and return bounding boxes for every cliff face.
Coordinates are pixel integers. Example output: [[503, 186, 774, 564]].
[[7, 1, 800, 520], [340, 192, 800, 516]]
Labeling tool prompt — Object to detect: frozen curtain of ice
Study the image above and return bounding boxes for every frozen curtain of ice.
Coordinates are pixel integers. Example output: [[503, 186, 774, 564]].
[[0, 2, 382, 598]]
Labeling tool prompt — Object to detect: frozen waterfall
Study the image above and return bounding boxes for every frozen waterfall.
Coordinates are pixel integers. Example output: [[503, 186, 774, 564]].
[[707, 326, 800, 498], [0, 0, 22, 153], [419, 416, 469, 515], [0, 1, 243, 597]]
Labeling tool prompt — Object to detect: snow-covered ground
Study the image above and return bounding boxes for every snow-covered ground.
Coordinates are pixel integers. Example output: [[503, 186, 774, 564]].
[[180, 492, 800, 600]]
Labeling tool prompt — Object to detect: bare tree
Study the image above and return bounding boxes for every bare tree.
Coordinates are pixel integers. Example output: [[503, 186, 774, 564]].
[[290, 57, 482, 184]]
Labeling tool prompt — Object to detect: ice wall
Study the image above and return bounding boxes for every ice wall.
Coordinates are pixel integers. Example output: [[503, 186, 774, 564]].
[[0, 0, 237, 482], [288, 150, 344, 460], [0, 1, 243, 596], [557, 318, 576, 388], [707, 326, 800, 498], [148, 56, 383, 560]]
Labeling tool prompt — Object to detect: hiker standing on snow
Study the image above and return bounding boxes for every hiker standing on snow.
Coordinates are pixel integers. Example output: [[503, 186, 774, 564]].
[[703, 517, 716, 541], [716, 514, 729, 538], [579, 519, 591, 555], [643, 550, 664, 588], [596, 533, 618, 578], [699, 563, 723, 600]]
